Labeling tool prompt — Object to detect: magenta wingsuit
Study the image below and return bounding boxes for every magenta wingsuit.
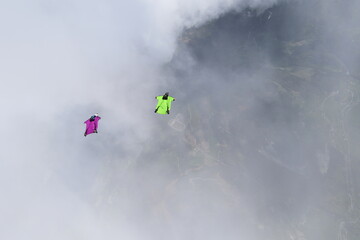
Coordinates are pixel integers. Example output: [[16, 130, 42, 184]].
[[84, 116, 101, 136]]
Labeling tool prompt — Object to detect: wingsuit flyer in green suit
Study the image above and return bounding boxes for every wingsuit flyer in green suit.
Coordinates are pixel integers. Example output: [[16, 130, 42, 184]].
[[155, 92, 175, 114]]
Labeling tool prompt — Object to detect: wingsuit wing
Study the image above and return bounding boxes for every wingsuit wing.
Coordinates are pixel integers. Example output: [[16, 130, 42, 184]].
[[94, 116, 101, 130]]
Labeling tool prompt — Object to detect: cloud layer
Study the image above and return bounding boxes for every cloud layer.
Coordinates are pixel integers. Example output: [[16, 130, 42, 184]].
[[0, 0, 281, 239]]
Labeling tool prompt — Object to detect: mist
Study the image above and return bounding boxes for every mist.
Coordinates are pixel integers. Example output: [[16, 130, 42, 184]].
[[1, 0, 360, 239]]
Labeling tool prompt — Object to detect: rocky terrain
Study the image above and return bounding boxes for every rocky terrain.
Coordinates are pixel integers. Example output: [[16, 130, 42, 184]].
[[95, 1, 360, 239]]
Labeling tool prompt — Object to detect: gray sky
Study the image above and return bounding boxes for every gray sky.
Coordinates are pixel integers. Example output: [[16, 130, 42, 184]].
[[1, 0, 360, 239]]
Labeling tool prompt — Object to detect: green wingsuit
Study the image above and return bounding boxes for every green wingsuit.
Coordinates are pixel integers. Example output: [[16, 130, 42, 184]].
[[155, 94, 175, 114]]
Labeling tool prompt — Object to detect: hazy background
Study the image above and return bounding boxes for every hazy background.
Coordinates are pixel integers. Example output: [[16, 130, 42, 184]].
[[1, 0, 360, 239]]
